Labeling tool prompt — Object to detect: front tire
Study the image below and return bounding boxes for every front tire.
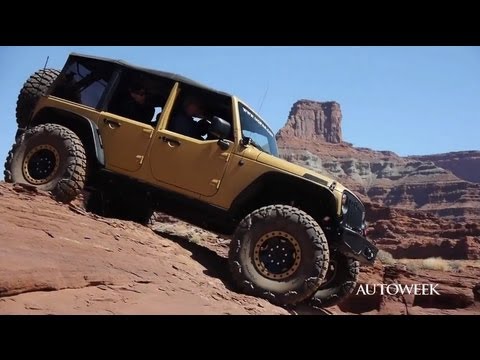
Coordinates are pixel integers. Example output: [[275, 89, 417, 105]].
[[5, 123, 87, 203], [228, 205, 330, 306], [308, 252, 360, 308]]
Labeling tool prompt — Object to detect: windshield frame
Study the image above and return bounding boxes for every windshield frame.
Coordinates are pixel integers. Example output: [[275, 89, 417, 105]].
[[237, 100, 279, 157]]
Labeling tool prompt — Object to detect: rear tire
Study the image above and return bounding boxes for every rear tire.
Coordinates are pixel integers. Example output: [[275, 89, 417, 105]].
[[308, 252, 360, 308], [5, 123, 87, 203], [16, 68, 60, 128], [228, 205, 330, 306]]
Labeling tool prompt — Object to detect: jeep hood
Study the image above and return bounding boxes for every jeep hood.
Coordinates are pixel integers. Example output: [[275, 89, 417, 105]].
[[256, 152, 345, 193]]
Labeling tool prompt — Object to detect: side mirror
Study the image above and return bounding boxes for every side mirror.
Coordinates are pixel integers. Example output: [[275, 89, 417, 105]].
[[209, 116, 231, 140], [241, 137, 252, 147]]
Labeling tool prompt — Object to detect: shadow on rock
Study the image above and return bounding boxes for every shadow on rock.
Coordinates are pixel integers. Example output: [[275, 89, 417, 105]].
[[154, 230, 236, 291], [154, 228, 335, 315]]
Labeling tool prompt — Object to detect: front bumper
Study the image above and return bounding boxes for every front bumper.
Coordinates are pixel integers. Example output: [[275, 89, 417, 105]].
[[336, 226, 378, 265]]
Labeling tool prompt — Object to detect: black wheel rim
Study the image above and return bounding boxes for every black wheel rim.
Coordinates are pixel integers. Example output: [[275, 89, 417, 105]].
[[253, 231, 301, 280], [22, 144, 60, 185]]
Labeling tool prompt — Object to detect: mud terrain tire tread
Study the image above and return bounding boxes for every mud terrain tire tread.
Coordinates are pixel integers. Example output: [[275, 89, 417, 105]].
[[5, 123, 87, 203], [16, 68, 60, 128], [309, 254, 360, 308], [228, 204, 330, 306]]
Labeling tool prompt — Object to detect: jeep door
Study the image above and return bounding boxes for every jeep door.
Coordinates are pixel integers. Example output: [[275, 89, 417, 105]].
[[98, 112, 156, 173], [149, 85, 235, 197], [99, 71, 174, 174]]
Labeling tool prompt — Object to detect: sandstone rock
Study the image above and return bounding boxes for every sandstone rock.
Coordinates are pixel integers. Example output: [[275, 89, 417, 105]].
[[337, 262, 480, 315], [364, 202, 480, 259], [279, 147, 480, 221], [462, 236, 480, 260], [276, 100, 342, 143], [2, 179, 479, 315], [0, 182, 286, 315], [473, 284, 480, 302], [410, 151, 480, 184]]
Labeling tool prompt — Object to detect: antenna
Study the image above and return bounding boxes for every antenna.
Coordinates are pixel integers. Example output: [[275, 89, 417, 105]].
[[43, 56, 50, 70], [258, 81, 269, 113], [26, 55, 50, 126], [38, 55, 50, 90]]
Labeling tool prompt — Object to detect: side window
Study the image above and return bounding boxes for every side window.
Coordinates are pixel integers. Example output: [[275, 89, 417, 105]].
[[107, 71, 174, 127], [51, 59, 113, 108], [167, 87, 234, 141]]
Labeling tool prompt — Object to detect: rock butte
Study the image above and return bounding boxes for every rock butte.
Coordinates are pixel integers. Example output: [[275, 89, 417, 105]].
[[277, 99, 480, 260]]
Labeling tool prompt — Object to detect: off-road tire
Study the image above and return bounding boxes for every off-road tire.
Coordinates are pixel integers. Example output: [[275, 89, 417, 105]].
[[5, 123, 87, 203], [228, 205, 330, 306], [309, 252, 360, 308], [4, 144, 17, 183], [16, 68, 60, 128]]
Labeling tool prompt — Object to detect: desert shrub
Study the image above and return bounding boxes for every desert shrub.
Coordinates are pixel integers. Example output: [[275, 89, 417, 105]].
[[377, 249, 396, 265], [420, 257, 451, 271], [404, 261, 420, 273]]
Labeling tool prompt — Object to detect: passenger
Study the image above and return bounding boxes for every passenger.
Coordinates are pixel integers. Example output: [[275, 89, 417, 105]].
[[115, 82, 155, 124], [169, 96, 209, 139]]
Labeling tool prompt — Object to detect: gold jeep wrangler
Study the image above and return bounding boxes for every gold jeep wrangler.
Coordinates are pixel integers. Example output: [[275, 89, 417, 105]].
[[4, 53, 378, 307]]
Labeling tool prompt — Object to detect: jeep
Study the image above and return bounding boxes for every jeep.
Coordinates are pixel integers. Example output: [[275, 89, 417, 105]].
[[4, 53, 378, 307]]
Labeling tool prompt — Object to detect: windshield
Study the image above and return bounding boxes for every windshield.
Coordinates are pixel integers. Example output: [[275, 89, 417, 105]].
[[238, 102, 279, 157]]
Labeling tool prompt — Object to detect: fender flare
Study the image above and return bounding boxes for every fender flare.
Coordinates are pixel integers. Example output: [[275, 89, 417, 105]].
[[30, 107, 105, 166]]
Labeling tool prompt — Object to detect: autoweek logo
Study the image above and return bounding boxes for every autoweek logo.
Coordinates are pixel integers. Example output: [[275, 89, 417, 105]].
[[356, 283, 440, 296]]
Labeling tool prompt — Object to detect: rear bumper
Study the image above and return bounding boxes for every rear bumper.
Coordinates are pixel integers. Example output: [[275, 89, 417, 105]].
[[336, 226, 378, 265]]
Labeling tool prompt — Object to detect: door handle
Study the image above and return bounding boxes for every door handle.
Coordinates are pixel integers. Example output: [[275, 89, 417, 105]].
[[103, 118, 121, 129], [161, 136, 181, 147], [217, 139, 231, 150]]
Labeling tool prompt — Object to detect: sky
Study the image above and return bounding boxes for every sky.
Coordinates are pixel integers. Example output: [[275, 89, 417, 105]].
[[0, 46, 479, 164]]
